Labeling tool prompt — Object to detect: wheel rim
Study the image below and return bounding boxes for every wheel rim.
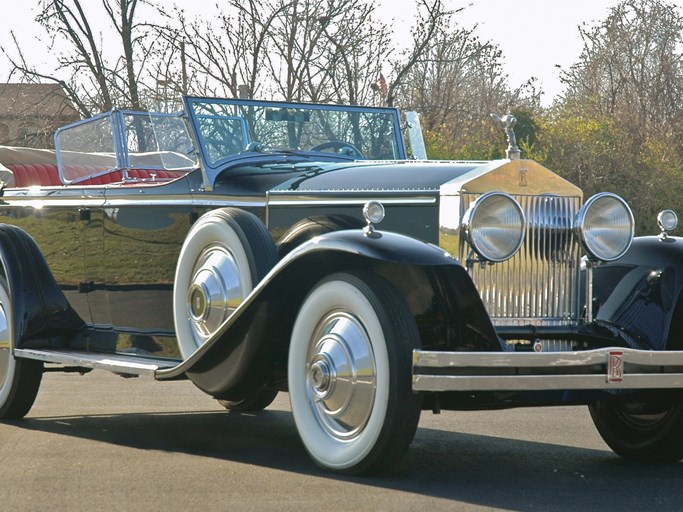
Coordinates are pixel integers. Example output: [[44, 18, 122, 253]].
[[186, 244, 246, 343], [305, 311, 376, 440]]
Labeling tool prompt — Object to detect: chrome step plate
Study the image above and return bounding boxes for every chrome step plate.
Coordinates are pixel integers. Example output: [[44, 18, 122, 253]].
[[14, 348, 180, 377]]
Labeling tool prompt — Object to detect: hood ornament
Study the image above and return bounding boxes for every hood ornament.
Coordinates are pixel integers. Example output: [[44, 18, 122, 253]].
[[491, 113, 520, 160]]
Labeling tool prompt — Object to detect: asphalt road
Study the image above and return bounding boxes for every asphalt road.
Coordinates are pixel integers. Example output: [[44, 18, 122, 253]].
[[2, 371, 683, 512]]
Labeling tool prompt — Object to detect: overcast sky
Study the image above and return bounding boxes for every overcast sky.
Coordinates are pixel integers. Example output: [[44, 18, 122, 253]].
[[1, 0, 681, 106]]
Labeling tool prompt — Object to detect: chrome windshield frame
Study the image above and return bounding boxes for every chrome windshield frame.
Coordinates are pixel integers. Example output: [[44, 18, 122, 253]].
[[182, 96, 407, 190]]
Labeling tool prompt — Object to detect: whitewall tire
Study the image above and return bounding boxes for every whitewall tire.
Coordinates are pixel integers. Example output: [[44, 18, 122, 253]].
[[288, 271, 421, 474], [174, 209, 278, 359]]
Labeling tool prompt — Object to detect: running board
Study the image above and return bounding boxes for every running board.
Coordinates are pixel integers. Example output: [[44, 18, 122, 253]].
[[15, 348, 180, 378], [413, 348, 683, 392]]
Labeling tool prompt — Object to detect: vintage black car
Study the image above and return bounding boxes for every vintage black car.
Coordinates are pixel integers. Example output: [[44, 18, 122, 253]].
[[1, 96, 682, 475]]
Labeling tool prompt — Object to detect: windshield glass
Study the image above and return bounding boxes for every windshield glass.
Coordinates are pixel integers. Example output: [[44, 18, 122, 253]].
[[185, 97, 405, 168], [122, 112, 196, 170], [55, 111, 197, 183]]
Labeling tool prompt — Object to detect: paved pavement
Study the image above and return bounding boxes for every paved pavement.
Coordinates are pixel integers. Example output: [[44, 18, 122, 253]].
[[2, 371, 683, 511]]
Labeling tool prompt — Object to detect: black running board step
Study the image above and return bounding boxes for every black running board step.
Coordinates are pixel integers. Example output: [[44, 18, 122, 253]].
[[14, 348, 180, 377]]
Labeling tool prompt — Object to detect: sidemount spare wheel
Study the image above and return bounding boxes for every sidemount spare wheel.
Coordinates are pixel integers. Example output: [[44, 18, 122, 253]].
[[0, 278, 43, 419], [173, 208, 279, 360], [589, 394, 683, 462], [288, 271, 422, 475]]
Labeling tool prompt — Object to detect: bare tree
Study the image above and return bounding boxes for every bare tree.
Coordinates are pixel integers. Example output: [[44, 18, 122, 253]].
[[158, 0, 391, 106], [155, 1, 285, 101], [316, 1, 391, 105], [3, 0, 160, 116], [103, 0, 145, 110], [560, 0, 683, 136], [386, 0, 451, 107], [248, 0, 389, 103], [397, 25, 505, 129], [388, 4, 539, 159]]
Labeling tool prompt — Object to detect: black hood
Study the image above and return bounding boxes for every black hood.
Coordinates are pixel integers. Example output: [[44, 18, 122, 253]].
[[268, 160, 486, 194]]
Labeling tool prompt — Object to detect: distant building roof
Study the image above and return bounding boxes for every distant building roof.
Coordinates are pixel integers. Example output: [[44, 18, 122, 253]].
[[0, 83, 79, 120]]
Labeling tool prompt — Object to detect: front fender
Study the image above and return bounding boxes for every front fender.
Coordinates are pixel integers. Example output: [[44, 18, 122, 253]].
[[0, 224, 84, 349], [592, 236, 683, 350], [157, 229, 500, 396]]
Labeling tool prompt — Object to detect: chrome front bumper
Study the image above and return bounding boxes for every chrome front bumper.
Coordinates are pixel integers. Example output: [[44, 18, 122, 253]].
[[412, 348, 683, 392]]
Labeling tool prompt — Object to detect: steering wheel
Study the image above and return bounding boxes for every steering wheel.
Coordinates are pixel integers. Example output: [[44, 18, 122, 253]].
[[310, 140, 364, 158]]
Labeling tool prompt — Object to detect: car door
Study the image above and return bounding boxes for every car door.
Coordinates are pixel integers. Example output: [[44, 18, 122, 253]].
[[99, 177, 197, 342], [0, 185, 103, 327]]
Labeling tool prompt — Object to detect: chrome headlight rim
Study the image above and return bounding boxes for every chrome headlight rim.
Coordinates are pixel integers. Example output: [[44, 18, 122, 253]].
[[462, 191, 526, 263], [657, 209, 678, 233], [575, 192, 634, 262], [362, 200, 385, 225]]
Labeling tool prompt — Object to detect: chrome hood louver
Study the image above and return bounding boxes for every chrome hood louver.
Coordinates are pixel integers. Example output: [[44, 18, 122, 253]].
[[439, 159, 584, 327]]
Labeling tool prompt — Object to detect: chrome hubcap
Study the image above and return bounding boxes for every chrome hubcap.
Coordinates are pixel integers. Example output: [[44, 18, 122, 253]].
[[306, 311, 376, 440], [187, 245, 244, 343]]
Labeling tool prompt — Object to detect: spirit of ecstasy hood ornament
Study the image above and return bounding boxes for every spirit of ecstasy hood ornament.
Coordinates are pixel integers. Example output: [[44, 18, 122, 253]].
[[491, 113, 520, 160]]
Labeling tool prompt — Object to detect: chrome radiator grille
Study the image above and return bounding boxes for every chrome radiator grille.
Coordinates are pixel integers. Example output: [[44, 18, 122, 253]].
[[459, 193, 583, 326]]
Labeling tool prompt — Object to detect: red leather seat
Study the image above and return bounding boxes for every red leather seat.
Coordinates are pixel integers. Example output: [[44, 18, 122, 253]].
[[5, 163, 180, 187], [6, 163, 62, 187]]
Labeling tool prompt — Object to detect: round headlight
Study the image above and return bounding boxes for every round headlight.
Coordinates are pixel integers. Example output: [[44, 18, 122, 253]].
[[575, 193, 634, 261], [363, 201, 385, 225], [463, 192, 525, 262], [657, 210, 678, 232]]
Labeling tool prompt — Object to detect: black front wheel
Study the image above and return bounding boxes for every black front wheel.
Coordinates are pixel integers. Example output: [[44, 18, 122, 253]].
[[589, 396, 683, 462]]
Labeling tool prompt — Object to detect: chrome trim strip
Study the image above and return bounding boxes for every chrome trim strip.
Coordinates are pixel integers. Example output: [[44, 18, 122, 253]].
[[413, 348, 683, 368], [0, 198, 106, 208], [15, 348, 179, 377], [412, 348, 683, 391], [3, 191, 428, 209], [413, 374, 683, 391], [267, 197, 436, 206], [102, 197, 211, 207], [0, 195, 266, 209], [190, 198, 266, 208], [269, 188, 440, 194]]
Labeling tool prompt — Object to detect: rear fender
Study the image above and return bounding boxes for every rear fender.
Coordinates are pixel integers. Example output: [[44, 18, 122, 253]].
[[592, 236, 683, 350], [157, 229, 500, 397], [0, 224, 84, 349]]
